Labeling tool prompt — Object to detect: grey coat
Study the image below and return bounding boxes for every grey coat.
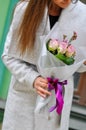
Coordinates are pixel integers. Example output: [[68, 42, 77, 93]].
[[1, 1, 86, 130]]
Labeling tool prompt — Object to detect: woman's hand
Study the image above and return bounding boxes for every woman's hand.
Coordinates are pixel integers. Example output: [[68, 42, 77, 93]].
[[33, 76, 51, 98]]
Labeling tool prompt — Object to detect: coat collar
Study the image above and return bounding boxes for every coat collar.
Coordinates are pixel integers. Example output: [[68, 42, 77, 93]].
[[42, 1, 78, 34]]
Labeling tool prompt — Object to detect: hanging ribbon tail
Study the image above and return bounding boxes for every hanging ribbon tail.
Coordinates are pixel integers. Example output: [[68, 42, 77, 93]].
[[47, 77, 67, 115], [56, 84, 64, 115], [49, 105, 57, 112], [56, 100, 64, 115]]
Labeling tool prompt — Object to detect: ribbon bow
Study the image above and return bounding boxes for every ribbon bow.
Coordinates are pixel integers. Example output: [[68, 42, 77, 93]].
[[47, 77, 67, 115]]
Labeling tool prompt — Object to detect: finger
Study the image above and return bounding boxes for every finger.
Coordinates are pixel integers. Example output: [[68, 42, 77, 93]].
[[35, 80, 48, 89], [37, 90, 46, 98], [39, 82, 48, 89], [38, 87, 51, 96], [40, 77, 48, 84]]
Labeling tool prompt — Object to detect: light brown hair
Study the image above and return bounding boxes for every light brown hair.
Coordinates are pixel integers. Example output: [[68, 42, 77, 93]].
[[18, 0, 50, 54]]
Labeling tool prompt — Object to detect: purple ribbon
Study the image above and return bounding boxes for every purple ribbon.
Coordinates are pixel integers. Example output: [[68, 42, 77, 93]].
[[47, 77, 67, 115]]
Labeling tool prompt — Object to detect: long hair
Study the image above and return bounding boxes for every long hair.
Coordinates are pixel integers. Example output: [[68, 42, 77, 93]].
[[17, 0, 77, 54], [18, 0, 50, 54]]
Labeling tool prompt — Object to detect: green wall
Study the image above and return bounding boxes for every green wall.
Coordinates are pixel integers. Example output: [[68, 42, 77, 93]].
[[0, 0, 19, 99]]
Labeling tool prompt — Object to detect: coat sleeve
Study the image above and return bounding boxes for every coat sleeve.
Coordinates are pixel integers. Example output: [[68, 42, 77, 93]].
[[76, 47, 86, 73], [1, 2, 40, 90], [77, 64, 86, 73]]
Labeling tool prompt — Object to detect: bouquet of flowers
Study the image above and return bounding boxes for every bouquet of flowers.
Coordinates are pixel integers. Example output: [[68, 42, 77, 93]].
[[35, 30, 85, 116], [46, 32, 77, 65]]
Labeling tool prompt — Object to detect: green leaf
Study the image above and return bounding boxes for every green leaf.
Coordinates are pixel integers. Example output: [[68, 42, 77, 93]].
[[46, 39, 51, 50], [55, 53, 75, 65]]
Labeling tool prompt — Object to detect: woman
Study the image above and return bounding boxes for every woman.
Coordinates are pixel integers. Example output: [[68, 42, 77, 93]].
[[1, 0, 86, 130]]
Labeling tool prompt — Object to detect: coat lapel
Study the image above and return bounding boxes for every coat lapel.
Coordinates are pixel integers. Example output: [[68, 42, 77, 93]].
[[44, 1, 86, 48]]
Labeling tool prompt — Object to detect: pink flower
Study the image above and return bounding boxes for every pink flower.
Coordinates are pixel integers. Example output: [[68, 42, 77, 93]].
[[58, 41, 68, 54], [48, 39, 59, 51], [46, 32, 77, 65], [66, 45, 76, 57]]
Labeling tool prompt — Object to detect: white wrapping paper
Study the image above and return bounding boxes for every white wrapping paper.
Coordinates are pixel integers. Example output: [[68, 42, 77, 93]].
[[35, 31, 86, 113]]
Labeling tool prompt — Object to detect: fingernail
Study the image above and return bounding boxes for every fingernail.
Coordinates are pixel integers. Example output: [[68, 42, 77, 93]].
[[44, 95, 46, 98]]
